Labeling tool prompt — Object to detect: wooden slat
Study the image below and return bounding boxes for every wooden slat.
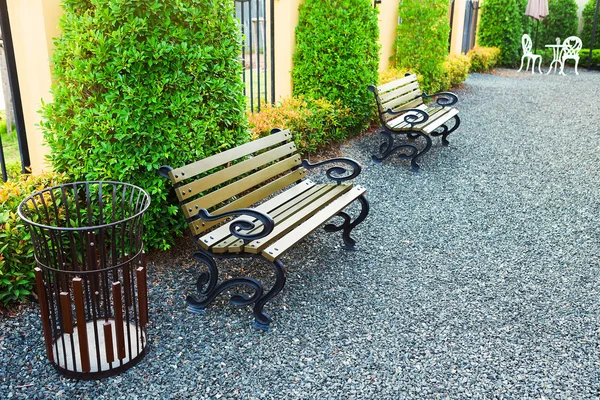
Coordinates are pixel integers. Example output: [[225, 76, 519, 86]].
[[413, 107, 451, 129], [137, 266, 148, 328], [382, 86, 422, 112], [112, 282, 126, 360], [216, 185, 335, 253], [380, 81, 420, 104], [103, 322, 115, 364], [168, 129, 292, 183], [34, 268, 54, 362], [388, 104, 428, 128], [192, 168, 308, 237], [390, 105, 443, 130], [423, 108, 459, 133], [176, 142, 298, 201], [377, 74, 418, 94], [60, 292, 73, 334], [263, 185, 367, 261], [242, 184, 353, 254], [182, 155, 302, 218], [199, 180, 318, 248], [73, 278, 91, 373], [383, 98, 424, 124]]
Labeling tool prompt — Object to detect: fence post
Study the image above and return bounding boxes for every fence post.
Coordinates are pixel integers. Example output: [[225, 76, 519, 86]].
[[5, 0, 62, 175]]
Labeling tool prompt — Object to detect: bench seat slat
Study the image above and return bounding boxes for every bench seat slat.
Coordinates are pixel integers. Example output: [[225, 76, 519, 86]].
[[191, 168, 307, 237], [422, 108, 459, 133], [182, 155, 301, 218], [216, 185, 336, 253], [387, 104, 428, 128], [177, 142, 298, 201], [169, 129, 293, 183], [202, 182, 325, 249], [241, 184, 353, 254], [262, 185, 367, 261], [391, 105, 447, 129], [211, 184, 352, 255]]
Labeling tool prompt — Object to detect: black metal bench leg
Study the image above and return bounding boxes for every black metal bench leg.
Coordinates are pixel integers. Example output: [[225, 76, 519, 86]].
[[432, 115, 460, 146], [443, 115, 460, 145], [252, 259, 287, 331], [410, 132, 432, 170], [324, 194, 370, 250], [372, 130, 421, 166], [186, 250, 264, 314]]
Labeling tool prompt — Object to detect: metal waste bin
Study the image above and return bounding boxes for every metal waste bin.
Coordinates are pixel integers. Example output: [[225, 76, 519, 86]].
[[18, 181, 151, 379]]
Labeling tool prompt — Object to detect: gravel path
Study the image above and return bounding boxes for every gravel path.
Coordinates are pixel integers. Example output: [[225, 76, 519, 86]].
[[2, 68, 600, 399]]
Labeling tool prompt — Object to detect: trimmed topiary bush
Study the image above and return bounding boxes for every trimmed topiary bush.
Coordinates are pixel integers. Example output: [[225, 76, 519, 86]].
[[443, 54, 471, 89], [478, 0, 527, 67], [538, 0, 578, 47], [293, 0, 379, 134], [40, 0, 249, 250], [467, 46, 501, 72], [248, 96, 353, 155], [394, 0, 450, 93], [582, 0, 600, 50]]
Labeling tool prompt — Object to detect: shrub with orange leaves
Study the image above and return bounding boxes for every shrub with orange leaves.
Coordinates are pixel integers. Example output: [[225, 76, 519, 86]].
[[0, 171, 63, 304], [248, 96, 354, 154]]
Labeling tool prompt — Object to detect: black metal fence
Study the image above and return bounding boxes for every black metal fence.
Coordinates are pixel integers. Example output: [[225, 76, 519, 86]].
[[461, 0, 480, 54], [234, 0, 275, 113], [0, 0, 29, 183]]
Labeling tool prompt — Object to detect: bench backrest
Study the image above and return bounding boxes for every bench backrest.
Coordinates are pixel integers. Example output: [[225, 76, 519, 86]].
[[162, 129, 305, 238], [369, 74, 423, 123]]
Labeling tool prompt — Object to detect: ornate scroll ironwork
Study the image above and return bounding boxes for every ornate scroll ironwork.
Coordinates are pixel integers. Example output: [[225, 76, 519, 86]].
[[384, 107, 429, 127], [158, 165, 174, 179], [185, 249, 286, 332], [430, 115, 461, 146], [421, 92, 459, 107], [301, 158, 362, 184], [197, 208, 275, 242], [323, 194, 370, 250], [372, 130, 432, 170]]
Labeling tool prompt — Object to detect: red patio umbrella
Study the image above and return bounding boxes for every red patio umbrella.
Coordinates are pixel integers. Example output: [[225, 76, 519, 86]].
[[525, 0, 549, 53]]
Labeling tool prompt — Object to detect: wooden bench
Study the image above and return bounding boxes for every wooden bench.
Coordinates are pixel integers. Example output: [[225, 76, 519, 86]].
[[159, 129, 369, 331], [368, 73, 461, 169]]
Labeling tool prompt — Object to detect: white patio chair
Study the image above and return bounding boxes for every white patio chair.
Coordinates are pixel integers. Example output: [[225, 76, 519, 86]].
[[559, 36, 582, 75], [518, 34, 543, 74]]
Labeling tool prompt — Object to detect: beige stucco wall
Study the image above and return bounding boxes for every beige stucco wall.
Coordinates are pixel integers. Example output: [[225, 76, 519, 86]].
[[449, 0, 467, 54], [272, 0, 301, 101], [7, 0, 61, 174], [377, 0, 400, 70]]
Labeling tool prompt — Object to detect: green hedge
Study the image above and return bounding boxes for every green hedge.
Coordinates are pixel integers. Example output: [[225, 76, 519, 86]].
[[478, 0, 527, 67], [40, 0, 249, 250], [467, 46, 502, 72], [293, 0, 379, 133], [565, 49, 600, 69], [538, 0, 579, 46], [582, 0, 600, 49], [394, 0, 450, 93]]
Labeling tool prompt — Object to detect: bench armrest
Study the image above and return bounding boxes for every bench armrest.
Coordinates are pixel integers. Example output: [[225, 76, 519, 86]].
[[421, 92, 459, 107], [383, 108, 429, 127], [197, 208, 275, 241], [301, 158, 362, 184]]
